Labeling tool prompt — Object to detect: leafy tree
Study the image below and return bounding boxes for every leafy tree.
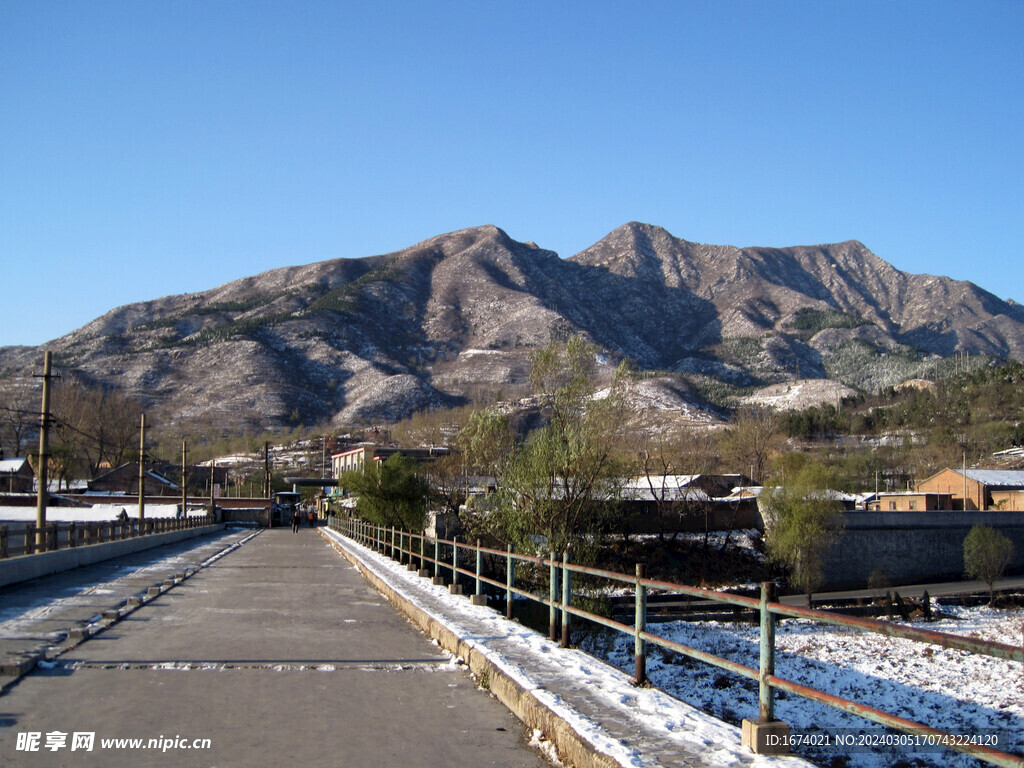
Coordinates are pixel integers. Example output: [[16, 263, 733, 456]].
[[495, 337, 634, 556], [456, 407, 515, 482], [760, 465, 845, 606], [343, 453, 430, 531], [963, 525, 1014, 604]]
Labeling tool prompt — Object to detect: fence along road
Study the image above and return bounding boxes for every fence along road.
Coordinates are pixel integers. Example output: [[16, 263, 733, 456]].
[[0, 527, 549, 768]]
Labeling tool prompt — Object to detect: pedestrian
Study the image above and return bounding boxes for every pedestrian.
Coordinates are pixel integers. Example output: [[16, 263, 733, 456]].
[[308, 510, 314, 527], [291, 508, 301, 534]]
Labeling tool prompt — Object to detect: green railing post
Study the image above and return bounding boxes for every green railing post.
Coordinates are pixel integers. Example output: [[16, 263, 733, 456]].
[[452, 537, 460, 589], [549, 550, 559, 642], [759, 581, 777, 722], [634, 563, 647, 685], [561, 549, 571, 648], [505, 544, 514, 620], [475, 539, 482, 597], [434, 536, 441, 577]]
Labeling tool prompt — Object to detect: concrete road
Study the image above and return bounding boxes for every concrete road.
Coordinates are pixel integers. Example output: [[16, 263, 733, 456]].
[[0, 528, 550, 767]]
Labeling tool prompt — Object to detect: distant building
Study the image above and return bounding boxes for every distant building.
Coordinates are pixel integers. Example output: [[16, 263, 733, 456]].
[[0, 458, 34, 494], [873, 491, 954, 512], [915, 468, 1024, 511], [330, 445, 448, 482], [88, 463, 178, 496]]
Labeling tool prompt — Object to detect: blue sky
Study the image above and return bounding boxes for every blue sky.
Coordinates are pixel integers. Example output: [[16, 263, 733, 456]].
[[2, 2, 1022, 348]]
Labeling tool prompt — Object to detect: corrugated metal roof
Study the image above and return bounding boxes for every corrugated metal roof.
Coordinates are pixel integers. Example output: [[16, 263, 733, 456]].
[[963, 469, 1024, 488], [619, 475, 710, 502]]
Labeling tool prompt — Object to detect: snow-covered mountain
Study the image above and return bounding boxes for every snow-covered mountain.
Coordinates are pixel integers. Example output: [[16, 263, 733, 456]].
[[2, 223, 1022, 432]]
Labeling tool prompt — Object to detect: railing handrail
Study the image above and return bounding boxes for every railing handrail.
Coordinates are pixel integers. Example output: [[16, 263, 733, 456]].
[[330, 516, 1023, 768], [0, 514, 217, 559]]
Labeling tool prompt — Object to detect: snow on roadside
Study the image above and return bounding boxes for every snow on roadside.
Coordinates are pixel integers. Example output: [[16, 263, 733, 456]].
[[322, 527, 812, 767], [580, 604, 1023, 768]]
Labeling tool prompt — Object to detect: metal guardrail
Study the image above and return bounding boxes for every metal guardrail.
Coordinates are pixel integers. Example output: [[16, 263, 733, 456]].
[[330, 516, 1023, 767], [0, 515, 216, 558]]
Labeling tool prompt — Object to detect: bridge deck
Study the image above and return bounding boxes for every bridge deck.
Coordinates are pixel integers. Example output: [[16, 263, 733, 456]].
[[0, 527, 548, 767]]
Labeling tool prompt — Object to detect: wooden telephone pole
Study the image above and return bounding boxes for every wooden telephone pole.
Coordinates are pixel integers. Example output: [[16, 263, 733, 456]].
[[34, 351, 52, 549], [181, 440, 188, 519], [137, 413, 146, 521]]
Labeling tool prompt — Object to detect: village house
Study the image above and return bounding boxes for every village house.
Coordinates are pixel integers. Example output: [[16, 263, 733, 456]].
[[872, 491, 955, 512], [0, 458, 34, 494], [88, 462, 179, 496], [915, 468, 1024, 511]]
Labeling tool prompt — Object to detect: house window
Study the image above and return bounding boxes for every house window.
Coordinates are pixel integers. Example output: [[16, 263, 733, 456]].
[[889, 502, 897, 511], [908, 500, 917, 510]]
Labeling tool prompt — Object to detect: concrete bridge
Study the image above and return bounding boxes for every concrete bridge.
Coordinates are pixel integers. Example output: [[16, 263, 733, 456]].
[[0, 525, 806, 768]]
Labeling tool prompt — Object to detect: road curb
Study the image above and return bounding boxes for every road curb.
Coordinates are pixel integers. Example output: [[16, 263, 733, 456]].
[[320, 528, 623, 768]]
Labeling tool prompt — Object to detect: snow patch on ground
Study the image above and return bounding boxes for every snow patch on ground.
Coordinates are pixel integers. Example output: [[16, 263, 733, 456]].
[[580, 604, 1023, 767]]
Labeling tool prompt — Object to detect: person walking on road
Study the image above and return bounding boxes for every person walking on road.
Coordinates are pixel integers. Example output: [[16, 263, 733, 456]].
[[291, 508, 302, 534]]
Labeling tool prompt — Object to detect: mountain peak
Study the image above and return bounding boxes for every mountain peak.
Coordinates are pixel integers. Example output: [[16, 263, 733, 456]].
[[3, 223, 1023, 433]]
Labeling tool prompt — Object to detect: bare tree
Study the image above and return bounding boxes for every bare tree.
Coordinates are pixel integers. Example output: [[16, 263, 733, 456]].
[[0, 378, 39, 458], [720, 406, 784, 484], [51, 377, 144, 478]]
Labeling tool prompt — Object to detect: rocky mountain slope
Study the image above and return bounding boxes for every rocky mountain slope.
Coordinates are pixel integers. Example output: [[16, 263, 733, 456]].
[[2, 223, 1022, 433]]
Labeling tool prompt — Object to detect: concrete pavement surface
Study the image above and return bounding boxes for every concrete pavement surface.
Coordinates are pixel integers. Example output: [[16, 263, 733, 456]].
[[0, 527, 253, 673], [0, 527, 550, 767]]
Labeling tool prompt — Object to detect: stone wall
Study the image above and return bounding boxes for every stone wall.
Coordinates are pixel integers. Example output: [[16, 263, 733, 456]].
[[823, 511, 1024, 589]]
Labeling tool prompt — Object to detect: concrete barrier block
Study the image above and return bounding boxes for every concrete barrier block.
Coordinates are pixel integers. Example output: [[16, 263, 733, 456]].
[[470, 594, 488, 606], [0, 655, 39, 676], [448, 584, 463, 595], [741, 718, 790, 755], [417, 568, 431, 577], [432, 576, 446, 585]]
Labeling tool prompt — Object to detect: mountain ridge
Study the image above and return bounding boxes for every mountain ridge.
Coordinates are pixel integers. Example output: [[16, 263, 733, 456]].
[[2, 223, 1022, 433]]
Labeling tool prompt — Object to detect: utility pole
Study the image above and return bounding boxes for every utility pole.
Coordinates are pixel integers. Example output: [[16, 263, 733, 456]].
[[34, 351, 52, 550], [208, 461, 215, 513], [263, 441, 271, 498], [181, 440, 188, 518], [137, 413, 146, 522]]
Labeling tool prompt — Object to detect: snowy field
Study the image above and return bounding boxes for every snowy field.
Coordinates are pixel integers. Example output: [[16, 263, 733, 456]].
[[580, 603, 1023, 768]]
